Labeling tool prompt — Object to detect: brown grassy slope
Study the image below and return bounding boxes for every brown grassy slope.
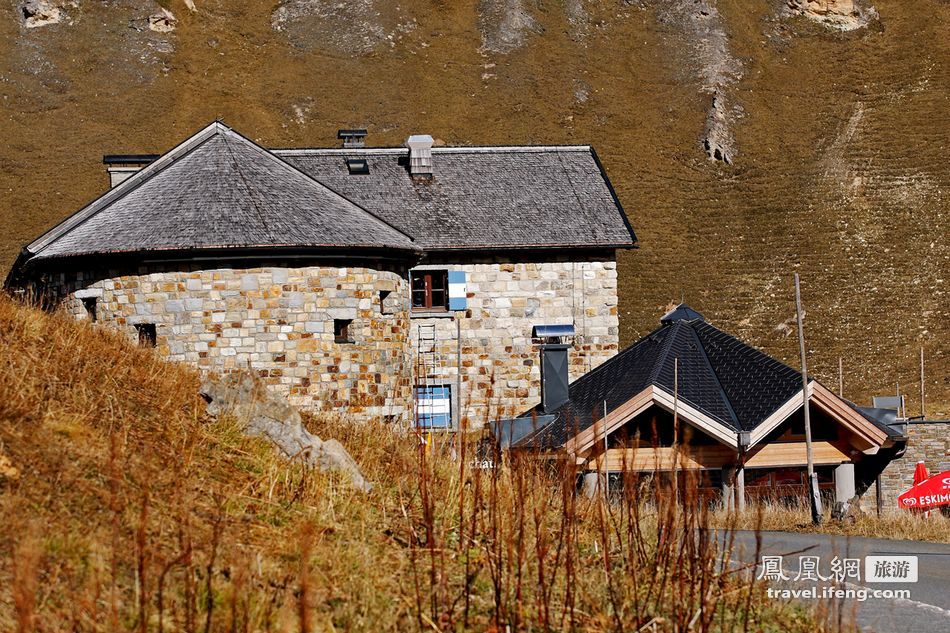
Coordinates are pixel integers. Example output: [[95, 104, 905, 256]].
[[0, 0, 946, 413], [0, 295, 837, 631]]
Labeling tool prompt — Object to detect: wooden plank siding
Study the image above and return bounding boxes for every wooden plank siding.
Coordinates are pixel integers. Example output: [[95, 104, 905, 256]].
[[585, 441, 850, 472]]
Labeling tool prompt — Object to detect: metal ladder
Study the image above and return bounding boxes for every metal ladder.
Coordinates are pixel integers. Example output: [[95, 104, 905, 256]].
[[414, 323, 443, 431]]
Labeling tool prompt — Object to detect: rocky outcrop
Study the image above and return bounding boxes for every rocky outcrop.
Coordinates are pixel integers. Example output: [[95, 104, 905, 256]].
[[200, 372, 372, 492], [655, 0, 741, 164], [478, 0, 543, 54], [786, 0, 878, 31], [271, 0, 415, 56], [21, 0, 65, 28], [148, 8, 177, 34]]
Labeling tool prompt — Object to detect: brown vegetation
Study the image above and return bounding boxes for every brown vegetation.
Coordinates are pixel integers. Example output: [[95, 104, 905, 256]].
[[0, 295, 842, 630], [0, 0, 946, 414]]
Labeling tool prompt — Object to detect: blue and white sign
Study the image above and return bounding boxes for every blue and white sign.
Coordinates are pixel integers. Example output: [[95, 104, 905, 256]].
[[448, 271, 467, 311], [416, 385, 452, 428]]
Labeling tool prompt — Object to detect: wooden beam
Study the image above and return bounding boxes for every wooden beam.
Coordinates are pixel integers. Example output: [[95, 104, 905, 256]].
[[585, 441, 850, 472]]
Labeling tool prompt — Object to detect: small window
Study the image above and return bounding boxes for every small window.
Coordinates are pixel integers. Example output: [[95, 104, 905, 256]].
[[134, 323, 157, 348], [416, 385, 452, 429], [81, 297, 97, 322], [334, 319, 354, 344], [379, 290, 393, 314], [410, 270, 447, 311]]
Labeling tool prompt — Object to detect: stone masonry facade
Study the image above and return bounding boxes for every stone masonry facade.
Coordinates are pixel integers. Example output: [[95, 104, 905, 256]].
[[49, 262, 414, 421], [410, 254, 619, 427], [46, 251, 621, 428], [871, 422, 950, 510]]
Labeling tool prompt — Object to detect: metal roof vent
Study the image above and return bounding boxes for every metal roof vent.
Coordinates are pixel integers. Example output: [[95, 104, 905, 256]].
[[337, 128, 367, 148], [346, 158, 369, 174], [406, 134, 434, 180]]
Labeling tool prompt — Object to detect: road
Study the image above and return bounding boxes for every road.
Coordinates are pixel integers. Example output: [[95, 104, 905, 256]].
[[721, 530, 950, 632]]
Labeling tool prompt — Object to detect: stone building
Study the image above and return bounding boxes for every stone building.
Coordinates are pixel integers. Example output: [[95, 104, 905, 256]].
[[6, 122, 636, 427]]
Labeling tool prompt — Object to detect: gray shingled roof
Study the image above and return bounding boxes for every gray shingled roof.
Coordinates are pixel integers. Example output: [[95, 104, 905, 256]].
[[275, 146, 636, 250], [26, 122, 418, 261]]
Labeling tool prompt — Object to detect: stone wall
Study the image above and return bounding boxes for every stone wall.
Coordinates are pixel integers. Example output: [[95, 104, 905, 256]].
[[44, 250, 622, 428], [869, 422, 950, 511], [410, 253, 619, 426], [49, 262, 414, 422]]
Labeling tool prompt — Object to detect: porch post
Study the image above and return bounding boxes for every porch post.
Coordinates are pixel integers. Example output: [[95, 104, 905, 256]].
[[736, 465, 746, 512], [721, 465, 735, 512], [832, 462, 856, 520], [582, 472, 601, 499]]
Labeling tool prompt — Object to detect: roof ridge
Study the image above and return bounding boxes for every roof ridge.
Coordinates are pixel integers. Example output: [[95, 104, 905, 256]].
[[27, 121, 227, 255], [648, 322, 679, 385], [221, 126, 419, 247], [272, 145, 593, 156], [685, 322, 740, 428]]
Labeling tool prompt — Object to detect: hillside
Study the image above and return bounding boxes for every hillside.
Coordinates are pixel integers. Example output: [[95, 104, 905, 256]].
[[1, 0, 947, 413], [0, 294, 833, 630]]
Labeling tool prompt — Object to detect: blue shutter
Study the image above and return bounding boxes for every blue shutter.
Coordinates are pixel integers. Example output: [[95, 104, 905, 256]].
[[448, 270, 467, 311]]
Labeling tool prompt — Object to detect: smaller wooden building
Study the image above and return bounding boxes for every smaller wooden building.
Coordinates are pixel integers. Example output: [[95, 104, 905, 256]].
[[495, 305, 903, 508]]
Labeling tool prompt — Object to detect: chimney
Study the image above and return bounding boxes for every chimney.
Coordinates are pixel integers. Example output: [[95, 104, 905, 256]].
[[406, 134, 434, 179], [337, 128, 367, 148], [102, 154, 159, 188], [540, 343, 570, 413]]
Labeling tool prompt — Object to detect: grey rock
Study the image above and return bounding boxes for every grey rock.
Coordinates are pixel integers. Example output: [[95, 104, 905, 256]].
[[200, 371, 372, 492], [21, 1, 63, 28], [478, 0, 543, 54]]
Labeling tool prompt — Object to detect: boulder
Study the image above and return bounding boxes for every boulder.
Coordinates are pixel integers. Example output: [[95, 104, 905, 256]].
[[786, 0, 878, 31], [21, 1, 63, 28], [148, 8, 177, 33], [200, 372, 372, 492]]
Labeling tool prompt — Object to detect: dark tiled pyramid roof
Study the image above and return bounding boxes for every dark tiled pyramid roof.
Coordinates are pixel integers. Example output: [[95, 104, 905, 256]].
[[27, 123, 418, 261], [518, 305, 805, 448], [276, 146, 636, 250]]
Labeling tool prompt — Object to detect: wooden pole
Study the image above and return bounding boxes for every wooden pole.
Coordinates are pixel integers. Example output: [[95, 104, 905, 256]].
[[794, 273, 822, 524], [672, 358, 679, 500], [603, 400, 609, 499], [920, 347, 926, 418], [838, 357, 843, 398]]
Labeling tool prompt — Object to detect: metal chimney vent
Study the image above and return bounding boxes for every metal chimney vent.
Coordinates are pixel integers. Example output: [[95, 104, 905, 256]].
[[337, 128, 367, 148], [406, 134, 434, 179]]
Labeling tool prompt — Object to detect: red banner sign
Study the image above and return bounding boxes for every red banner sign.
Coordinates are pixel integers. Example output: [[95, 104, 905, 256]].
[[898, 471, 950, 509]]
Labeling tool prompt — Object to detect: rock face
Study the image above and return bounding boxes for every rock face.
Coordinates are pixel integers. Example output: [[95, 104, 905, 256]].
[[21, 0, 64, 28], [787, 0, 877, 31], [655, 0, 742, 163], [200, 372, 373, 492], [478, 0, 543, 54], [271, 0, 415, 56], [148, 8, 177, 34]]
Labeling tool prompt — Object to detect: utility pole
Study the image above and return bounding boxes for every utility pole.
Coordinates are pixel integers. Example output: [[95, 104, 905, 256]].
[[920, 347, 926, 418], [838, 357, 843, 398], [794, 273, 822, 524]]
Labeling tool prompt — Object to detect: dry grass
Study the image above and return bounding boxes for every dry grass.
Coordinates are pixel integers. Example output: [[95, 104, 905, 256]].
[[710, 501, 950, 544], [0, 295, 846, 630]]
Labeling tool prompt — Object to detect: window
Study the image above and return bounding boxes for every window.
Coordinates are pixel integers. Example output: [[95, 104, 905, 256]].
[[134, 323, 156, 348], [81, 297, 97, 322], [416, 385, 452, 429], [334, 319, 354, 344], [410, 270, 447, 311], [379, 290, 393, 314]]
